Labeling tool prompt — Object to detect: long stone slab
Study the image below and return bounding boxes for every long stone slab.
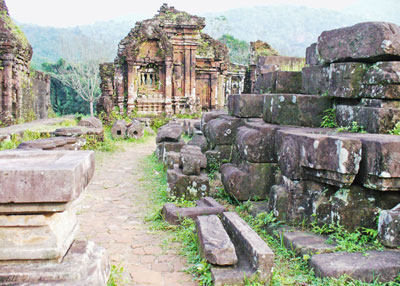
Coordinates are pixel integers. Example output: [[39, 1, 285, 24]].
[[0, 150, 95, 203], [317, 22, 400, 63], [17, 137, 85, 151], [162, 197, 225, 225], [196, 215, 238, 266], [0, 202, 70, 214], [263, 94, 332, 127], [221, 212, 274, 282], [0, 240, 110, 286], [310, 251, 400, 283], [281, 231, 336, 256], [227, 94, 266, 118], [0, 208, 77, 261]]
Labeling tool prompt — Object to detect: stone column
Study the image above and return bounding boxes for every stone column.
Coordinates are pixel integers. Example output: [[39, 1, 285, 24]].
[[115, 66, 125, 115], [127, 63, 139, 115], [165, 58, 173, 115], [217, 74, 225, 109], [190, 46, 197, 112], [184, 47, 191, 99], [210, 73, 218, 110]]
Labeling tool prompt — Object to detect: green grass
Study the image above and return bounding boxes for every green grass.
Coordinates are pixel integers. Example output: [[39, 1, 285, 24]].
[[0, 130, 50, 151]]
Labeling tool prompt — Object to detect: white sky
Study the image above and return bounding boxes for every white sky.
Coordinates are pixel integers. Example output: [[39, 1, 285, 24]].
[[7, 0, 358, 27]]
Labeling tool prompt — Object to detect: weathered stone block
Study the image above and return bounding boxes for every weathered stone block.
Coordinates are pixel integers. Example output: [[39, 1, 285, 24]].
[[263, 94, 332, 127], [18, 137, 86, 151], [221, 212, 274, 282], [78, 117, 103, 129], [0, 240, 110, 285], [317, 22, 400, 63], [275, 71, 302, 93], [336, 104, 400, 134], [188, 134, 208, 153], [201, 110, 227, 134], [220, 161, 278, 201], [0, 202, 71, 215], [162, 197, 226, 225], [0, 150, 95, 203], [378, 204, 400, 248], [156, 123, 183, 143], [278, 129, 362, 187], [0, 208, 77, 261], [282, 231, 336, 256], [364, 61, 400, 85], [196, 215, 238, 266], [227, 94, 266, 118], [164, 151, 180, 169], [180, 145, 207, 172], [166, 167, 209, 200], [111, 119, 127, 139], [315, 185, 400, 231], [301, 66, 329, 95], [305, 43, 322, 66], [310, 251, 400, 283], [206, 116, 243, 148], [156, 140, 185, 161], [268, 185, 289, 222], [127, 121, 144, 139], [253, 71, 276, 94]]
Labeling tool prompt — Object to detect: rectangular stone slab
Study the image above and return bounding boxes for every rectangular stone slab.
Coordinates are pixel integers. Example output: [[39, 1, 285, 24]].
[[263, 94, 332, 127], [0, 240, 110, 285], [227, 94, 266, 118], [0, 208, 77, 261], [281, 231, 336, 256], [221, 212, 274, 282], [301, 66, 329, 95], [317, 22, 400, 63], [0, 150, 95, 203], [310, 251, 400, 283], [196, 215, 238, 266]]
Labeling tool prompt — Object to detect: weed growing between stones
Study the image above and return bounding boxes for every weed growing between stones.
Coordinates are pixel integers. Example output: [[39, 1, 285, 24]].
[[389, 122, 400, 135], [107, 265, 127, 286], [320, 108, 338, 128], [336, 121, 366, 133], [0, 130, 50, 151]]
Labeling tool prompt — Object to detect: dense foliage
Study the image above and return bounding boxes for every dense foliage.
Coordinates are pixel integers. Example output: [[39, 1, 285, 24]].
[[218, 34, 250, 65]]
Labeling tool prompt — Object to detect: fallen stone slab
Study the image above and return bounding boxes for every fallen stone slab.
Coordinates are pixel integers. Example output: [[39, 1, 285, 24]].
[[310, 250, 400, 283], [317, 21, 400, 63], [196, 215, 238, 265], [162, 197, 226, 225], [0, 240, 110, 286], [51, 127, 104, 141], [201, 110, 227, 134], [281, 231, 336, 256], [379, 204, 400, 248], [17, 137, 86, 151], [156, 123, 183, 143], [78, 117, 103, 129], [263, 94, 332, 127], [188, 134, 208, 153], [227, 94, 266, 118], [220, 212, 274, 283], [0, 150, 95, 203], [0, 208, 77, 261]]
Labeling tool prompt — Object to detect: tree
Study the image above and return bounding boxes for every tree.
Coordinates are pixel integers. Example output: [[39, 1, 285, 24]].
[[218, 34, 250, 65]]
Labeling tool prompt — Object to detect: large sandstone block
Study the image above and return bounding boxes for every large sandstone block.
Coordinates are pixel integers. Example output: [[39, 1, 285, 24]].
[[310, 251, 400, 283], [166, 166, 210, 200], [221, 212, 274, 282], [78, 117, 103, 129], [201, 110, 227, 134], [336, 104, 400, 134], [0, 240, 110, 285], [220, 161, 278, 201], [278, 129, 362, 186], [301, 66, 329, 95], [0, 208, 77, 261], [254, 71, 302, 94], [180, 145, 207, 176], [18, 137, 86, 151], [206, 116, 243, 148], [305, 43, 322, 66], [340, 133, 400, 191], [196, 215, 238, 266], [156, 123, 183, 143], [155, 140, 185, 161], [0, 150, 95, 203], [282, 231, 336, 256], [314, 185, 400, 231], [188, 134, 208, 153], [378, 204, 400, 248], [263, 94, 332, 127], [227, 94, 266, 118], [317, 22, 400, 63]]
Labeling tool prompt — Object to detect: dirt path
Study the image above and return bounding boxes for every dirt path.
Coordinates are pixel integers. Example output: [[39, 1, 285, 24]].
[[76, 139, 196, 286]]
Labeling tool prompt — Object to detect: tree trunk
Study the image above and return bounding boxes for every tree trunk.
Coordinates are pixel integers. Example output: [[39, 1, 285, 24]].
[[90, 100, 94, 116]]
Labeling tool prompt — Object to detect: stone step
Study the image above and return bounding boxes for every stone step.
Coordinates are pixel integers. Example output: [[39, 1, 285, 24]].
[[162, 197, 225, 225], [263, 93, 332, 127], [0, 240, 110, 285], [310, 250, 400, 283], [227, 94, 266, 118], [0, 150, 95, 203], [196, 215, 238, 266]]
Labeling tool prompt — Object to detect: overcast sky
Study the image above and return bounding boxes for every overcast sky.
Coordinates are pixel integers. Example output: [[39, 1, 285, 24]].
[[7, 0, 360, 27]]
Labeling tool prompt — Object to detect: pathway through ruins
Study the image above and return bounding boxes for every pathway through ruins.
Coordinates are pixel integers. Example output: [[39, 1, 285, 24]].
[[76, 139, 197, 286]]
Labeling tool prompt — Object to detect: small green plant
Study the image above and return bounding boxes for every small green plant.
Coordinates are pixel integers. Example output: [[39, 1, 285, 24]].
[[336, 121, 366, 133], [107, 265, 126, 286], [320, 108, 338, 128], [389, 121, 400, 135]]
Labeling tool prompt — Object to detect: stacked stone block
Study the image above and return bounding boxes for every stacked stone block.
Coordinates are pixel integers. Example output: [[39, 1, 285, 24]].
[[0, 150, 109, 285]]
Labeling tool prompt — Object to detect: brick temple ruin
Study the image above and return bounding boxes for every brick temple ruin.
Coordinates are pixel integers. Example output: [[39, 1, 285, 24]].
[[97, 4, 244, 116], [0, 0, 51, 126]]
